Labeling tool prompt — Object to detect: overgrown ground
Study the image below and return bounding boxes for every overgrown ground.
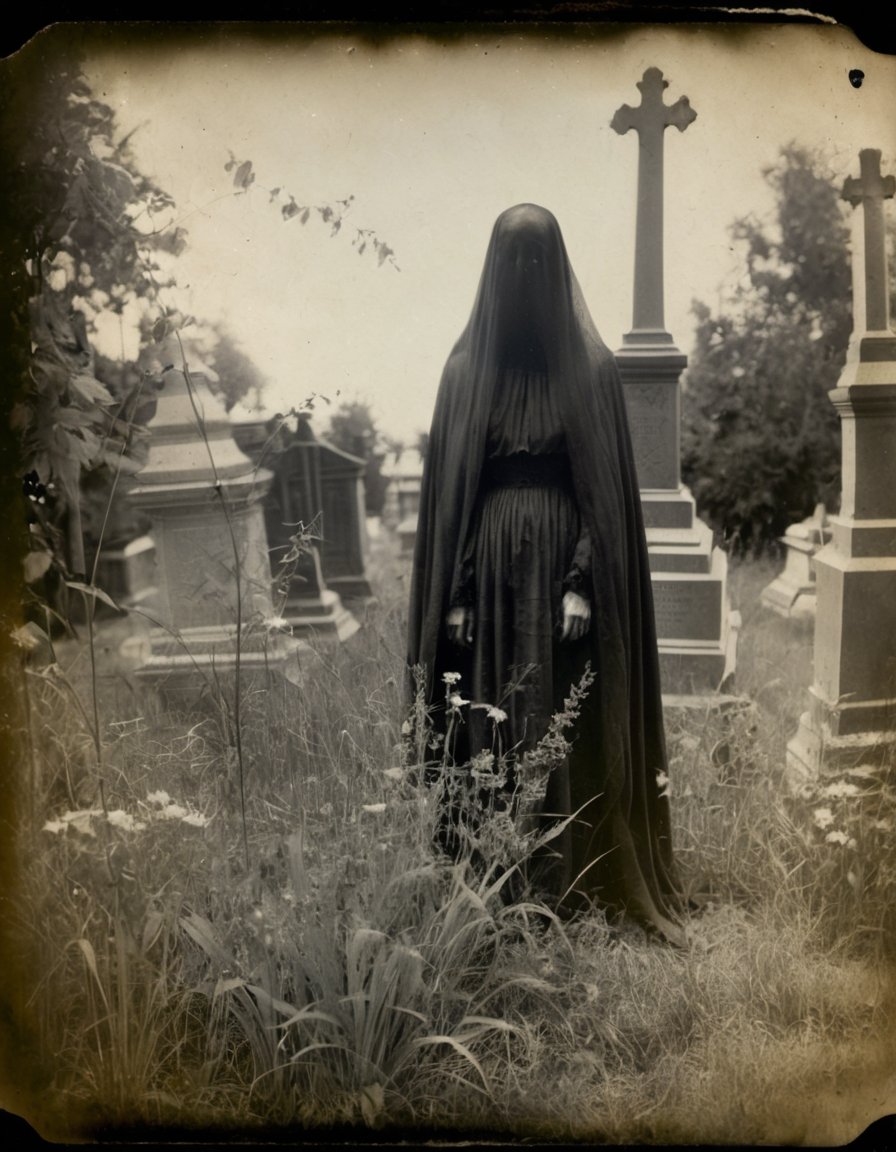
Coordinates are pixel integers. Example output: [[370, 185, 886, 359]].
[[3, 541, 895, 1145]]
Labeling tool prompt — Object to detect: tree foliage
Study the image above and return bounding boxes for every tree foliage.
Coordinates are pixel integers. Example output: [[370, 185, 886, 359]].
[[681, 144, 853, 556], [2, 43, 183, 580], [326, 400, 389, 516]]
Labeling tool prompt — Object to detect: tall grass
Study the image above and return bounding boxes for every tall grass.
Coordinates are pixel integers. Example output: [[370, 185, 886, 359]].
[[5, 548, 896, 1143]]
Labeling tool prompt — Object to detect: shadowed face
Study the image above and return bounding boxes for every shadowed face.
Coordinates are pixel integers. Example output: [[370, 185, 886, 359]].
[[489, 205, 565, 364]]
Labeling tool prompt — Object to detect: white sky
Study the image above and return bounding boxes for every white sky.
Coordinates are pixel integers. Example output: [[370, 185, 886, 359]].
[[80, 21, 896, 444]]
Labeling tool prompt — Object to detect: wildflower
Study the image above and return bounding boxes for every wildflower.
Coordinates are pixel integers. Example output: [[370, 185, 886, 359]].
[[442, 672, 462, 685], [400, 719, 412, 736], [382, 767, 403, 782], [181, 811, 209, 828], [106, 809, 146, 832], [825, 829, 849, 845], [449, 693, 470, 709], [43, 820, 66, 835], [160, 803, 188, 821], [821, 780, 860, 799], [147, 790, 171, 807], [362, 803, 387, 814], [486, 705, 508, 724], [813, 807, 835, 830]]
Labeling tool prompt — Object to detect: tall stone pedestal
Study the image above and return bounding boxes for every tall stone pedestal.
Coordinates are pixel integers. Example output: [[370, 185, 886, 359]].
[[129, 369, 296, 695], [787, 345, 896, 782], [787, 150, 896, 786], [617, 341, 739, 693]]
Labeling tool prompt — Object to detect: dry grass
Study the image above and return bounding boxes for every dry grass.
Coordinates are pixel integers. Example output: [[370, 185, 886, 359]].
[[3, 545, 895, 1144]]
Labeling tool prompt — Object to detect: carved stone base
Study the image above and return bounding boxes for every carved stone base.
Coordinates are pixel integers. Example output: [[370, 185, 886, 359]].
[[284, 589, 360, 643]]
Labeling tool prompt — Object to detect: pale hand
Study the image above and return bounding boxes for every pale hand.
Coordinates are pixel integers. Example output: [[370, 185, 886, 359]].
[[560, 591, 591, 642], [446, 606, 474, 647]]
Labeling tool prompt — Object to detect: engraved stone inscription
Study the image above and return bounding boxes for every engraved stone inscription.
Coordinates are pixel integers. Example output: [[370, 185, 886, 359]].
[[651, 577, 721, 642], [624, 381, 678, 489]]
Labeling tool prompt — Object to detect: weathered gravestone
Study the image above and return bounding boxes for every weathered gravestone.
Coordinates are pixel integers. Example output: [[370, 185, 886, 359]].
[[788, 149, 896, 780], [129, 367, 294, 692], [760, 504, 831, 621], [611, 67, 739, 692], [230, 406, 367, 640]]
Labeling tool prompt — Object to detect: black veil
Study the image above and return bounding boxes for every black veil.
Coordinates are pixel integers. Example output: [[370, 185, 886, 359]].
[[407, 204, 681, 937]]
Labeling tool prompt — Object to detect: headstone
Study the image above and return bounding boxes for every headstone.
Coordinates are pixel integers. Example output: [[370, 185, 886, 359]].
[[788, 149, 896, 781], [382, 448, 424, 555], [230, 404, 361, 641], [760, 504, 831, 620], [611, 67, 739, 692], [314, 420, 373, 602], [128, 367, 296, 693]]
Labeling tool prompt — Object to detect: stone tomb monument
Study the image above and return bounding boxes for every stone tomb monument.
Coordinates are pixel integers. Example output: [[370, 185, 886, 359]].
[[129, 368, 294, 689], [788, 149, 896, 780], [760, 504, 831, 621], [611, 67, 739, 692], [230, 405, 369, 640]]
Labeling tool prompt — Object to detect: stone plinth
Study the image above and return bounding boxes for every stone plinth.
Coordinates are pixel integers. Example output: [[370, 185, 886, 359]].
[[788, 150, 896, 784], [95, 534, 157, 609], [129, 369, 296, 693], [617, 345, 739, 693], [787, 366, 896, 781], [761, 505, 831, 621]]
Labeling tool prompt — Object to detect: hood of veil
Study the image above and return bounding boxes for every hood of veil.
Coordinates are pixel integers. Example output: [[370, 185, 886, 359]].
[[408, 204, 665, 809]]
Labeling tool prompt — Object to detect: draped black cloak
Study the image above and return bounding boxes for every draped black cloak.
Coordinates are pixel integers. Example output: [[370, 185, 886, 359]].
[[407, 204, 683, 943]]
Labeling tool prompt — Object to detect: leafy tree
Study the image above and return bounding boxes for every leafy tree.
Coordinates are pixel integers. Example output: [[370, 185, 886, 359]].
[[326, 400, 388, 516], [2, 41, 184, 587], [681, 144, 854, 555]]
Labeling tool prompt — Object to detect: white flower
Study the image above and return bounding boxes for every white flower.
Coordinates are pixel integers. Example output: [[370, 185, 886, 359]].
[[442, 672, 462, 685], [43, 820, 66, 835], [400, 719, 412, 736], [486, 706, 508, 724], [821, 781, 860, 799], [147, 790, 171, 807], [813, 807, 835, 829], [106, 809, 145, 832], [449, 693, 470, 709], [161, 803, 188, 821], [362, 803, 387, 814], [181, 811, 209, 828], [382, 767, 403, 782], [825, 829, 849, 845]]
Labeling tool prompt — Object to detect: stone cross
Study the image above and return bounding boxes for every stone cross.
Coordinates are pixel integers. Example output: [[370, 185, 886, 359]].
[[611, 67, 696, 342], [842, 148, 895, 334]]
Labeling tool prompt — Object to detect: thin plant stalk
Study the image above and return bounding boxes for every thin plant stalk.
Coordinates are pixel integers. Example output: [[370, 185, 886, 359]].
[[175, 331, 249, 869]]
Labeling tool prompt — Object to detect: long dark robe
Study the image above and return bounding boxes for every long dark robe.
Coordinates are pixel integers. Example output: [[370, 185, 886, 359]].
[[407, 204, 683, 943]]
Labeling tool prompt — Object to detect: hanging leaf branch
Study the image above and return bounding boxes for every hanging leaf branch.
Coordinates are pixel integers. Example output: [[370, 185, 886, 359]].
[[224, 151, 399, 270]]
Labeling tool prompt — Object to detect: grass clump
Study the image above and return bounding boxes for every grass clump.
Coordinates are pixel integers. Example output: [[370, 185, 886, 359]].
[[4, 550, 896, 1143]]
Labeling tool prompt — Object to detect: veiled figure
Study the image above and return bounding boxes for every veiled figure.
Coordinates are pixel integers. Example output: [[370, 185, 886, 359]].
[[407, 204, 684, 945]]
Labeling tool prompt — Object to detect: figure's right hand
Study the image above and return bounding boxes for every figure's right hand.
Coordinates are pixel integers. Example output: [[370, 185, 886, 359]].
[[446, 606, 474, 648]]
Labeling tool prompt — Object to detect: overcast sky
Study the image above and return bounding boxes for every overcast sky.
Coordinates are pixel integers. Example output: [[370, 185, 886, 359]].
[[77, 21, 896, 444]]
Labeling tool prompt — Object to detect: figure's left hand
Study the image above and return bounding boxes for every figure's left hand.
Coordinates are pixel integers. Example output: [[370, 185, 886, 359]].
[[560, 591, 591, 642]]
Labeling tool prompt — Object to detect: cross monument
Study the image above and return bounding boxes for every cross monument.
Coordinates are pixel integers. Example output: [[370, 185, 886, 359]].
[[610, 67, 738, 694], [788, 148, 896, 780]]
